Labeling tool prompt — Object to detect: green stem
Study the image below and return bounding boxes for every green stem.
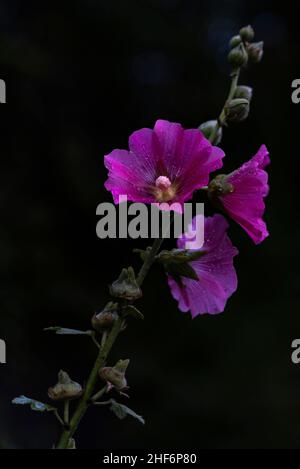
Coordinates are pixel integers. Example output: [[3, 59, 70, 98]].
[[227, 68, 240, 101], [136, 237, 164, 286], [90, 331, 101, 349], [63, 400, 70, 425], [53, 409, 64, 427], [208, 67, 240, 143], [56, 236, 163, 449]]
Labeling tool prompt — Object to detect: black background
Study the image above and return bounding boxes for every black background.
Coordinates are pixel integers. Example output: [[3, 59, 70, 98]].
[[0, 0, 299, 449]]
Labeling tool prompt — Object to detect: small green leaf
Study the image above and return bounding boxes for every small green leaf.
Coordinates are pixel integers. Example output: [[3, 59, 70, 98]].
[[110, 399, 145, 425], [44, 327, 92, 336], [123, 305, 144, 320], [12, 396, 55, 412]]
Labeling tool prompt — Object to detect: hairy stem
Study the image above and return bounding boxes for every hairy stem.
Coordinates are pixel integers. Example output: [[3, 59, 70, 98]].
[[56, 236, 163, 449], [209, 67, 240, 143]]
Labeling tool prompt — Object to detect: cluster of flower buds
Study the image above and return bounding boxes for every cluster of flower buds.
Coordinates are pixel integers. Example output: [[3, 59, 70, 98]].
[[99, 359, 130, 391], [222, 25, 264, 125], [199, 25, 262, 139], [48, 370, 83, 401], [228, 25, 263, 68]]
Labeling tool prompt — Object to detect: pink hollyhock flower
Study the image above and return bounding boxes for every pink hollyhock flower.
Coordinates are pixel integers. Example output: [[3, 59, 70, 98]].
[[104, 119, 224, 210], [208, 145, 270, 244], [168, 214, 238, 317]]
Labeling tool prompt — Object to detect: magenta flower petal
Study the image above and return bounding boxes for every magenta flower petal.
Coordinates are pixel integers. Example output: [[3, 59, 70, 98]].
[[153, 120, 184, 176], [104, 150, 154, 204], [128, 128, 162, 177], [179, 130, 225, 198], [221, 145, 270, 244], [104, 119, 224, 208], [168, 214, 238, 317]]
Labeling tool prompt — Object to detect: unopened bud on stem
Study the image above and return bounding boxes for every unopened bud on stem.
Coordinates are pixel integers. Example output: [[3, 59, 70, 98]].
[[199, 120, 222, 145], [228, 43, 248, 67], [92, 302, 119, 332], [224, 98, 250, 123], [110, 267, 142, 301], [239, 25, 254, 42], [48, 370, 83, 401], [247, 41, 264, 63], [234, 85, 253, 101], [99, 359, 130, 391], [229, 35, 242, 49]]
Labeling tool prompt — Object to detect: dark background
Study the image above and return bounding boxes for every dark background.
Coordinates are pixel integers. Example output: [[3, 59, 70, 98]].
[[0, 0, 299, 449]]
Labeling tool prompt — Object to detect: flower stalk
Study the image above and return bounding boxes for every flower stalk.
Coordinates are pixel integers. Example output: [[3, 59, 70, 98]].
[[208, 67, 240, 144], [56, 316, 124, 448], [63, 400, 70, 426], [56, 235, 164, 449]]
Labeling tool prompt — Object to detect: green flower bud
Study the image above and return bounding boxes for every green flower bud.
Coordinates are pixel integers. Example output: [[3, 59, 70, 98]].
[[239, 25, 254, 42], [234, 85, 253, 102], [247, 41, 264, 63], [199, 120, 223, 145], [99, 359, 130, 390], [224, 98, 250, 123], [92, 302, 119, 332], [229, 35, 242, 49], [110, 267, 142, 301], [228, 43, 248, 68], [48, 370, 83, 401]]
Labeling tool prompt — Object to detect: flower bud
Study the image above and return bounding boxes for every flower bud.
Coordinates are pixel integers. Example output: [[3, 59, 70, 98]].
[[239, 25, 254, 42], [247, 41, 264, 63], [199, 120, 222, 145], [234, 85, 253, 102], [229, 35, 242, 49], [48, 370, 83, 401], [224, 98, 250, 123], [228, 43, 248, 68], [110, 267, 142, 301], [92, 302, 119, 332], [99, 359, 130, 391]]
